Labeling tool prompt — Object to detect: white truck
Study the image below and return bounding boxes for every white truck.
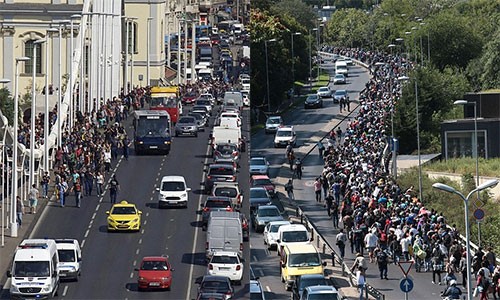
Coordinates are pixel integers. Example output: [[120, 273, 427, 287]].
[[206, 211, 243, 259], [8, 239, 60, 299], [211, 126, 242, 151]]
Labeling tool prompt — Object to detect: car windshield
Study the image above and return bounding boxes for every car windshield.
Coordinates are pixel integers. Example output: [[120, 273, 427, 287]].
[[299, 278, 328, 289], [335, 91, 346, 96], [14, 261, 50, 277], [193, 106, 208, 112], [201, 280, 230, 293], [178, 117, 196, 124], [253, 179, 272, 186], [111, 206, 137, 215], [189, 113, 203, 121], [250, 189, 268, 198], [270, 224, 285, 233], [318, 88, 329, 92], [141, 260, 168, 271], [250, 158, 265, 166], [335, 75, 343, 79], [282, 231, 309, 242], [215, 187, 238, 198], [307, 294, 339, 300], [161, 181, 185, 191], [288, 253, 321, 267], [58, 249, 76, 262], [196, 100, 210, 106], [209, 167, 234, 176], [211, 255, 239, 264], [258, 208, 280, 217], [307, 95, 318, 100], [276, 130, 292, 137], [267, 118, 281, 124]]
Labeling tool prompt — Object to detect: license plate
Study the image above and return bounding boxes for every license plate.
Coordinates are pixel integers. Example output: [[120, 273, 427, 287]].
[[149, 282, 160, 287], [150, 146, 158, 149], [59, 273, 66, 277]]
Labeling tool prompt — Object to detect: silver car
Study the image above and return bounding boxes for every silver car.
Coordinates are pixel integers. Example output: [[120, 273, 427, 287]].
[[265, 116, 283, 134], [175, 116, 198, 137], [316, 86, 332, 98], [249, 157, 270, 175]]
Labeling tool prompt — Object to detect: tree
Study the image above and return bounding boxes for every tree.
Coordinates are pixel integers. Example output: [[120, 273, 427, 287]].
[[324, 8, 370, 48], [0, 88, 14, 125], [270, 0, 316, 30]]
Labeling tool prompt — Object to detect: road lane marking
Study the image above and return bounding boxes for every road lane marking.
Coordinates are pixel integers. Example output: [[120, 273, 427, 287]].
[[252, 255, 258, 262], [91, 212, 96, 219], [133, 260, 137, 266], [62, 285, 68, 296], [143, 220, 147, 225], [130, 272, 134, 278], [84, 229, 89, 238], [81, 239, 85, 248], [186, 140, 212, 300], [266, 286, 271, 292], [141, 229, 145, 234], [146, 212, 149, 217], [139, 238, 142, 244], [259, 269, 264, 277], [136, 249, 140, 255]]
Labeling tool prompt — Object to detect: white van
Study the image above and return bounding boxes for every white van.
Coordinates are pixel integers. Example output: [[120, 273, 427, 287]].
[[277, 224, 311, 255], [55, 239, 82, 281], [206, 211, 243, 259], [8, 239, 60, 299], [211, 126, 242, 150], [335, 61, 348, 77], [185, 68, 196, 83], [219, 117, 240, 129], [223, 91, 244, 108], [156, 175, 191, 208]]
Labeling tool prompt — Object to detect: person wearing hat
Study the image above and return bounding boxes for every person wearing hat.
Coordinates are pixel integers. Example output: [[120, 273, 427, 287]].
[[441, 279, 462, 299], [351, 252, 368, 273]]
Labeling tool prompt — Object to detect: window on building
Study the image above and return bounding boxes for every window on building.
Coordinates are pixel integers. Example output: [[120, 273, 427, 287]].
[[445, 130, 486, 159], [25, 40, 42, 74], [126, 21, 138, 54]]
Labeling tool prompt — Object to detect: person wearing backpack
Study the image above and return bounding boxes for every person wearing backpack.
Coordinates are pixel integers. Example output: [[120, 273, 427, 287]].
[[432, 244, 445, 285], [285, 179, 294, 202], [476, 269, 490, 300], [375, 247, 389, 280]]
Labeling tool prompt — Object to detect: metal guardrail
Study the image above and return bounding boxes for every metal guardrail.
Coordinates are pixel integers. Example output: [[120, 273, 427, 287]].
[[292, 206, 385, 300]]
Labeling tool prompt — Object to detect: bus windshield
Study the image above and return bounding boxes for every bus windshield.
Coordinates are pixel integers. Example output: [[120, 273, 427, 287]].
[[136, 118, 170, 138], [150, 95, 178, 108]]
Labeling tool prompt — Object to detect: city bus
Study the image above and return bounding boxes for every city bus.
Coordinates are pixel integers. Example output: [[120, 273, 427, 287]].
[[133, 110, 172, 155], [148, 86, 183, 124]]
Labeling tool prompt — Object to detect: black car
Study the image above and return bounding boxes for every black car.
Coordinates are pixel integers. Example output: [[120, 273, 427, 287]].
[[249, 187, 271, 212], [196, 292, 226, 300], [197, 275, 234, 299], [291, 274, 330, 300], [304, 94, 323, 109], [201, 196, 234, 229], [204, 164, 237, 194]]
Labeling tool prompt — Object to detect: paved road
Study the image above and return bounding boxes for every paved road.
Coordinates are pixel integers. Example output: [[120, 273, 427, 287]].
[[1, 106, 251, 299], [249, 62, 371, 299]]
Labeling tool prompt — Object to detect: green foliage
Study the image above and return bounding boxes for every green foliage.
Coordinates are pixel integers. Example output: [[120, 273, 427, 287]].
[[324, 8, 370, 48], [423, 158, 500, 178], [269, 0, 316, 30], [0, 88, 14, 125]]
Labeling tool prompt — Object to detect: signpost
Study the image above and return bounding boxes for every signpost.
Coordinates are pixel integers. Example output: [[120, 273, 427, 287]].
[[398, 261, 414, 300]]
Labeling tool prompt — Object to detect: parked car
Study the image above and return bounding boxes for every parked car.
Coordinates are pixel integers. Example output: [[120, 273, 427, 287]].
[[333, 90, 348, 104], [333, 74, 346, 85], [304, 94, 323, 109], [265, 116, 283, 134], [316, 86, 332, 98]]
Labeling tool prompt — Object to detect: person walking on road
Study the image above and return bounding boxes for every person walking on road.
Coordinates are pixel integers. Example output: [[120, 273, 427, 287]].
[[356, 265, 366, 300], [317, 141, 325, 158], [336, 229, 347, 259], [314, 177, 322, 202], [122, 136, 130, 161], [375, 247, 389, 279], [72, 178, 82, 208], [96, 172, 104, 196], [294, 158, 303, 179], [41, 172, 50, 198], [365, 228, 379, 263], [331, 201, 340, 228], [109, 175, 120, 204], [28, 184, 40, 214], [325, 194, 333, 216], [287, 150, 295, 171], [285, 179, 294, 202]]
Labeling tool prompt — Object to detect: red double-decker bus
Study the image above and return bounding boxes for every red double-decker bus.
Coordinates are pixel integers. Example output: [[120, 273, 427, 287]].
[[148, 86, 183, 124]]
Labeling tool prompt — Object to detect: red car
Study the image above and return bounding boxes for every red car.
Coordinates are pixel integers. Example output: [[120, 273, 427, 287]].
[[136, 256, 174, 291], [182, 91, 199, 105], [250, 175, 276, 197]]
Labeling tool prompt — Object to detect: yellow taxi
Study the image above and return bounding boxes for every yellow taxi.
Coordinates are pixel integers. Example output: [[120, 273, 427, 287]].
[[106, 201, 142, 231]]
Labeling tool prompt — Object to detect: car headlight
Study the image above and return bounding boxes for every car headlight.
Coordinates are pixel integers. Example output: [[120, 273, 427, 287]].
[[161, 277, 170, 281], [138, 276, 146, 281], [108, 217, 116, 223], [258, 220, 265, 225], [132, 218, 139, 223], [10, 285, 20, 293], [43, 286, 52, 292], [181, 193, 187, 198]]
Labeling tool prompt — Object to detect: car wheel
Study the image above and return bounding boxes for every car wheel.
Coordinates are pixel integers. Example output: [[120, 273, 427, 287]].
[[194, 132, 198, 137], [175, 132, 178, 137]]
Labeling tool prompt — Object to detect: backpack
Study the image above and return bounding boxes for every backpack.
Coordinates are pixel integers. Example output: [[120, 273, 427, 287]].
[[377, 252, 388, 264]]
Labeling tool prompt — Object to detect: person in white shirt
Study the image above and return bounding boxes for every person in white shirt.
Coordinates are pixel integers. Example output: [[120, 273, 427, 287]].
[[356, 266, 366, 300], [336, 229, 348, 259], [400, 235, 411, 261], [364, 230, 379, 263]]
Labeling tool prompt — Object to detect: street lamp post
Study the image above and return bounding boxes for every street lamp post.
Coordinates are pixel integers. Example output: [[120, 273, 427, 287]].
[[0, 78, 11, 243], [69, 14, 81, 129], [455, 99, 481, 245], [147, 17, 153, 87], [30, 39, 46, 191], [433, 179, 500, 300], [308, 28, 318, 88], [291, 32, 301, 86], [44, 28, 58, 172], [264, 38, 277, 112], [56, 21, 67, 148], [11, 57, 29, 237]]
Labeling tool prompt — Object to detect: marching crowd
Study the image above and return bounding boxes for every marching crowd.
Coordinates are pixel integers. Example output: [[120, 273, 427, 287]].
[[307, 47, 500, 300]]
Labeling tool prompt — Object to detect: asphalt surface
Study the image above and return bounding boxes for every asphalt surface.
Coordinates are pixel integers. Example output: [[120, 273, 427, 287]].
[[1, 105, 251, 300], [249, 60, 458, 299]]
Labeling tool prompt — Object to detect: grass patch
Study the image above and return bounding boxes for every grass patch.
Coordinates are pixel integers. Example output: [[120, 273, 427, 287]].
[[251, 124, 264, 135], [424, 157, 500, 177]]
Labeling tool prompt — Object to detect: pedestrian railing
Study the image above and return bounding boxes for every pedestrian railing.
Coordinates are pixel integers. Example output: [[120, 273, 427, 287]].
[[291, 205, 386, 300]]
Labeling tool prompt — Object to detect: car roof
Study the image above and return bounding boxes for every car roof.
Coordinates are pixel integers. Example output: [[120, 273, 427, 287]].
[[251, 175, 271, 180], [141, 256, 169, 262], [277, 126, 294, 131], [318, 87, 329, 90], [250, 157, 266, 161], [250, 280, 263, 293], [305, 285, 338, 293], [267, 116, 282, 120], [335, 89, 347, 93], [211, 251, 239, 257], [202, 275, 231, 282], [113, 200, 135, 207], [278, 224, 308, 232], [209, 163, 235, 169], [258, 205, 279, 210], [213, 182, 239, 188], [160, 175, 186, 182], [299, 274, 327, 280], [268, 220, 291, 226]]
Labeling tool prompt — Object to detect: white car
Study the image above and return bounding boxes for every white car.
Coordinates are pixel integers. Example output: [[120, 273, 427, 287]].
[[263, 220, 291, 250], [207, 251, 244, 284], [274, 126, 296, 148], [156, 175, 191, 208], [333, 74, 346, 85], [199, 93, 216, 105], [55, 239, 82, 281], [316, 86, 332, 98]]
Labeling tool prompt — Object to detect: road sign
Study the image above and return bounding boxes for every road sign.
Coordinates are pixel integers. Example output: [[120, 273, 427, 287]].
[[400, 277, 414, 293], [474, 208, 485, 221], [473, 199, 485, 208], [398, 261, 413, 276]]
